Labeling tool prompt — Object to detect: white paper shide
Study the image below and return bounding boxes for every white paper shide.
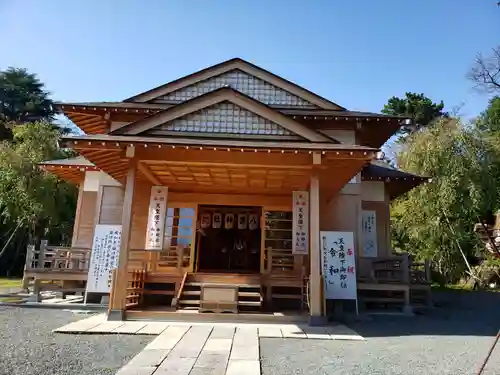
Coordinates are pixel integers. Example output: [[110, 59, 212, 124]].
[[145, 186, 168, 250], [292, 191, 309, 255], [87, 224, 122, 293], [321, 231, 357, 300]]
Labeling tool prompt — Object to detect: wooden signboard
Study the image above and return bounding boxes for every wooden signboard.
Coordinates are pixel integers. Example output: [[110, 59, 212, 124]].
[[145, 186, 168, 250], [292, 191, 309, 255]]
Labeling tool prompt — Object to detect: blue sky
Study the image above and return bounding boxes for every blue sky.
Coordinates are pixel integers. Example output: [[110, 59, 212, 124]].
[[1, 0, 498, 122]]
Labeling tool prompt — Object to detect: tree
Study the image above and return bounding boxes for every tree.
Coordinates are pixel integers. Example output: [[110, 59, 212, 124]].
[[468, 47, 500, 94], [391, 118, 499, 283], [0, 67, 54, 124], [475, 96, 500, 133], [381, 92, 446, 136], [0, 121, 77, 276]]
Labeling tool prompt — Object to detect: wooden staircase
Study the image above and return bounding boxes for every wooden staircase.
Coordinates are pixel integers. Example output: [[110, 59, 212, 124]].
[[176, 273, 263, 313]]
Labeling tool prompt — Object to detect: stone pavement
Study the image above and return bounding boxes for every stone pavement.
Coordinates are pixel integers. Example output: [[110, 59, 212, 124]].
[[54, 314, 364, 375]]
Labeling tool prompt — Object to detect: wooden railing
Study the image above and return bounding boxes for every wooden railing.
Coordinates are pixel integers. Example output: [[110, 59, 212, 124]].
[[24, 240, 91, 273], [358, 254, 431, 286], [125, 269, 146, 310], [171, 271, 188, 308]]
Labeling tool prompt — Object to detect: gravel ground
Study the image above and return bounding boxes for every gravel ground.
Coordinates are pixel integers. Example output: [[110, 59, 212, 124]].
[[261, 290, 500, 375], [0, 307, 152, 375]]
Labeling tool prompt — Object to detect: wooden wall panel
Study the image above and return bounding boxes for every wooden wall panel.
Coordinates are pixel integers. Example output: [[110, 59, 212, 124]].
[[73, 191, 97, 248], [99, 186, 125, 225], [361, 200, 391, 257]]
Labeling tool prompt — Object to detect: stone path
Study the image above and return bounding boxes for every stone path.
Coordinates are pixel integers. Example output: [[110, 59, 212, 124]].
[[54, 314, 364, 374]]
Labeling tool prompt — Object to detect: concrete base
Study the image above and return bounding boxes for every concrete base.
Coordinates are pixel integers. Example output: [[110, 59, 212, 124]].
[[107, 309, 125, 321], [308, 315, 328, 326]]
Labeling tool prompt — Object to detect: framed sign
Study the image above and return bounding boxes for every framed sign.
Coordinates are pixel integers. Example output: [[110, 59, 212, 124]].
[[145, 186, 168, 250], [292, 191, 309, 255], [320, 231, 357, 301], [362, 210, 378, 257], [86, 224, 122, 293]]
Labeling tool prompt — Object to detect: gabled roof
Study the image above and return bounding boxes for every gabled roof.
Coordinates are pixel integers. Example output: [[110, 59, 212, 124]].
[[362, 160, 429, 199], [123, 58, 345, 110], [112, 87, 333, 142]]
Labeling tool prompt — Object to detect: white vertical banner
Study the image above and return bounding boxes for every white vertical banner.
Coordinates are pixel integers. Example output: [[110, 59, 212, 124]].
[[292, 191, 309, 255], [145, 186, 168, 250], [86, 224, 122, 293], [320, 231, 357, 301], [362, 210, 378, 257]]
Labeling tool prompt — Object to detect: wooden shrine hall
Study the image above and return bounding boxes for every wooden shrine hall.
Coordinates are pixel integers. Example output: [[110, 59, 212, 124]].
[[32, 58, 431, 323]]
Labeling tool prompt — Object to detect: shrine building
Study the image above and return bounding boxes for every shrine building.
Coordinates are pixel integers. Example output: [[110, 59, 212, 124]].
[[35, 58, 431, 323]]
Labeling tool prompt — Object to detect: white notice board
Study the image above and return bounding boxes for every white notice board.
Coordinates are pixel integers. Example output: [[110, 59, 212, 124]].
[[320, 231, 357, 300], [86, 224, 122, 293]]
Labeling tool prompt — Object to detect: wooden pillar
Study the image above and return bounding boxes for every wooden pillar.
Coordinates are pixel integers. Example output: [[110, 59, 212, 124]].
[[309, 172, 325, 325], [108, 162, 136, 321]]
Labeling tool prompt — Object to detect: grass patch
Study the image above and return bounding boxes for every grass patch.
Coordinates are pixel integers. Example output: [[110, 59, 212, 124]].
[[0, 278, 21, 288]]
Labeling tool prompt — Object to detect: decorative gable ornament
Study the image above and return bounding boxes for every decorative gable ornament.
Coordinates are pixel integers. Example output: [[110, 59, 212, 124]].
[[153, 69, 316, 108]]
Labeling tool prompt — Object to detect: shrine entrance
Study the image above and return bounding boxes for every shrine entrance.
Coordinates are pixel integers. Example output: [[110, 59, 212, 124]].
[[195, 205, 262, 273]]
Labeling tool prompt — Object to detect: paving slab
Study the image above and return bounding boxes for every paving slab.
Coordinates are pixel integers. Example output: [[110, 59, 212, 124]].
[[52, 313, 105, 333], [209, 325, 235, 339], [136, 322, 170, 335], [113, 321, 147, 334], [194, 352, 230, 369], [229, 343, 259, 361], [280, 325, 307, 339], [226, 359, 261, 375], [115, 366, 157, 375], [86, 321, 125, 333], [257, 326, 283, 338], [300, 325, 333, 340], [169, 326, 212, 358], [232, 327, 258, 347], [156, 356, 197, 373], [147, 325, 190, 350], [203, 338, 233, 352], [126, 349, 170, 367]]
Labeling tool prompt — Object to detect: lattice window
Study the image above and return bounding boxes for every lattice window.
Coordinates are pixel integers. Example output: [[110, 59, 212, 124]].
[[155, 69, 316, 107], [264, 211, 294, 272], [157, 102, 297, 136], [159, 207, 195, 268]]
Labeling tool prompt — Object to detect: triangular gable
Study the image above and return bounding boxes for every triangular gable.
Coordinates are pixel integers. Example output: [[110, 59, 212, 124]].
[[124, 58, 345, 110], [113, 87, 332, 142]]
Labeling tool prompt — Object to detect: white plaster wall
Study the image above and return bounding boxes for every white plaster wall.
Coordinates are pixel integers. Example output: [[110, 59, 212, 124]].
[[361, 181, 386, 202], [83, 171, 121, 192]]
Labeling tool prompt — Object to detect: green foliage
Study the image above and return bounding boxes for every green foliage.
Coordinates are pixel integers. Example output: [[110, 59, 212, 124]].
[[0, 122, 77, 276], [475, 96, 500, 133], [0, 67, 54, 125], [381, 92, 446, 136], [391, 118, 499, 283]]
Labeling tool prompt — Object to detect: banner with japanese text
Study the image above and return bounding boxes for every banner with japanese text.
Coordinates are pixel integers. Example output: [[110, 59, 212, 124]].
[[292, 191, 309, 255], [86, 224, 122, 293], [361, 210, 378, 257], [320, 231, 357, 300], [145, 186, 168, 250]]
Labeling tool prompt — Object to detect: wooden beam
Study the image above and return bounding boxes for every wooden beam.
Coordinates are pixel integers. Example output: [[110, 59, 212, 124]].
[[309, 172, 324, 325], [108, 162, 136, 320], [138, 162, 162, 185]]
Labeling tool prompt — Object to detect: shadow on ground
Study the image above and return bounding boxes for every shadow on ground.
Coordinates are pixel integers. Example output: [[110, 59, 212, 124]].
[[351, 290, 500, 338]]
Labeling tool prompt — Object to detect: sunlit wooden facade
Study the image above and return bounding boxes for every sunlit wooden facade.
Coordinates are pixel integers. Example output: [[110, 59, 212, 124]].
[[38, 58, 430, 322]]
